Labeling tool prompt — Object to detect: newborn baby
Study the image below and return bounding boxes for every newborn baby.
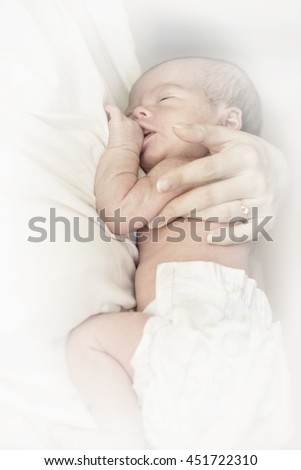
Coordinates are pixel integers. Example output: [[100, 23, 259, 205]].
[[96, 57, 259, 310], [68, 58, 292, 449]]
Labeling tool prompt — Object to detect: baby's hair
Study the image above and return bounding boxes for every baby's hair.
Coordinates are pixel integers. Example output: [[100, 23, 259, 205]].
[[148, 57, 262, 136], [194, 57, 262, 136]]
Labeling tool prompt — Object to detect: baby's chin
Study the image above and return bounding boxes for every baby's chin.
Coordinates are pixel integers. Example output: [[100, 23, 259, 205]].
[[139, 153, 160, 173], [139, 159, 152, 174]]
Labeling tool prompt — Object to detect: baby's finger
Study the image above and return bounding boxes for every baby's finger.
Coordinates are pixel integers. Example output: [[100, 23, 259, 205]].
[[104, 105, 124, 121]]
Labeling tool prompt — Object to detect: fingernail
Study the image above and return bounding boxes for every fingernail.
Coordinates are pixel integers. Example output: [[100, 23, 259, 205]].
[[172, 123, 191, 129], [157, 179, 172, 192]]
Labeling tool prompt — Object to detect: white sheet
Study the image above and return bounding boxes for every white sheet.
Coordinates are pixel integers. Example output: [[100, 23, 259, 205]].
[[0, 0, 140, 448]]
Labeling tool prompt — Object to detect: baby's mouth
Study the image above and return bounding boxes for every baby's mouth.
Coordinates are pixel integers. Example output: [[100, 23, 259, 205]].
[[143, 130, 155, 143]]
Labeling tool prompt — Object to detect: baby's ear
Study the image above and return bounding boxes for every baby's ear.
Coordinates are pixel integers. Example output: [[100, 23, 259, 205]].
[[218, 107, 242, 130]]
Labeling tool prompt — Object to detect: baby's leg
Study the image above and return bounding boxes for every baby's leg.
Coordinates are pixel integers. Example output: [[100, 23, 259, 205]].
[[67, 311, 149, 449]]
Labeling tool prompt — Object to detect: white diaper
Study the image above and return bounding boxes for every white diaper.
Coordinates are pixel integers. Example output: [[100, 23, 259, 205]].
[[131, 261, 293, 449]]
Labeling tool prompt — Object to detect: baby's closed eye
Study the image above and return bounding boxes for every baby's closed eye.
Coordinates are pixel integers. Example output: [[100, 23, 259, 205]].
[[158, 96, 176, 104]]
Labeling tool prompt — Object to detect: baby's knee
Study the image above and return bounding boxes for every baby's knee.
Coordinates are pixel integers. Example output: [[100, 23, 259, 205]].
[[67, 313, 106, 357]]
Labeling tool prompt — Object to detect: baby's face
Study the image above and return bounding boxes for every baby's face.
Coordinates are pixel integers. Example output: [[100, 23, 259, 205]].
[[127, 60, 220, 171]]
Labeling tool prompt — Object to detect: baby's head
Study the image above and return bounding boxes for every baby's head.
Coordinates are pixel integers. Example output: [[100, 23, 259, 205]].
[[126, 57, 261, 172]]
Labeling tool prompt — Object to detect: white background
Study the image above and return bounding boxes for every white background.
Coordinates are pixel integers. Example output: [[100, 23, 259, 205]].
[[123, 0, 301, 447]]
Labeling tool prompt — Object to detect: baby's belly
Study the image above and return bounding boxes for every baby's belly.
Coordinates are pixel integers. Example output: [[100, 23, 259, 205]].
[[135, 219, 253, 311]]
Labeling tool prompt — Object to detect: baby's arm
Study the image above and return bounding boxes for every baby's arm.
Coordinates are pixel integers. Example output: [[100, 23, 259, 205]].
[[95, 106, 187, 235]]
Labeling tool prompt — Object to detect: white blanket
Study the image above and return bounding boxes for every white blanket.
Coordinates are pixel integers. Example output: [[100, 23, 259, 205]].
[[0, 0, 140, 448]]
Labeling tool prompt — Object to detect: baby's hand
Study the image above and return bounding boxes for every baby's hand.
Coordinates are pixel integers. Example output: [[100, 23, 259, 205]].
[[105, 105, 143, 157]]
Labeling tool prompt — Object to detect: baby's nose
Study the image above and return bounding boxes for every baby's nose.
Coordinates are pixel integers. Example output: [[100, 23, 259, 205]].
[[132, 106, 151, 119]]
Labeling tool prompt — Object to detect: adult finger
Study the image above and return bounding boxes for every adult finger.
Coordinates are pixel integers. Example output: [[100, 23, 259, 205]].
[[184, 199, 262, 223], [153, 174, 253, 226], [207, 222, 253, 245], [172, 123, 258, 154], [207, 216, 274, 245], [156, 143, 257, 193]]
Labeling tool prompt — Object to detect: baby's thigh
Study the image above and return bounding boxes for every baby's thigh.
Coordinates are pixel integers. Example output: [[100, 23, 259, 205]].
[[68, 311, 150, 378]]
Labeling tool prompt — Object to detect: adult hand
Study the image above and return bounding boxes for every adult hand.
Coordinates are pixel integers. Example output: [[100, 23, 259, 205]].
[[153, 123, 289, 244]]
